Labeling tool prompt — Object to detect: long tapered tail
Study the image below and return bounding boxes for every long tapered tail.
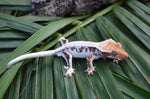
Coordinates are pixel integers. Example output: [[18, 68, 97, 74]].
[[7, 50, 56, 68]]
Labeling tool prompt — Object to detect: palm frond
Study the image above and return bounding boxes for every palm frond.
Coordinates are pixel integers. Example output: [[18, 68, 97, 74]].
[[0, 0, 150, 99]]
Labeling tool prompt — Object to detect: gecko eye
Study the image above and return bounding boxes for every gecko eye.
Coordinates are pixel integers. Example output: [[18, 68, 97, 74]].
[[111, 51, 117, 56]]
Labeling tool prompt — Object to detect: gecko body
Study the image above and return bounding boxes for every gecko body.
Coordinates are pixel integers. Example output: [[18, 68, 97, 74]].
[[7, 37, 128, 77]]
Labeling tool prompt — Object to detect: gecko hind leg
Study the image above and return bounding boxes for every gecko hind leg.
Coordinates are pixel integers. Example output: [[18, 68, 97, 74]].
[[62, 51, 75, 77], [85, 55, 96, 76]]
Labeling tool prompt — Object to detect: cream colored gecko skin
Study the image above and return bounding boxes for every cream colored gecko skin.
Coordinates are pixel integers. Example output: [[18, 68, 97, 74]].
[[7, 37, 128, 77]]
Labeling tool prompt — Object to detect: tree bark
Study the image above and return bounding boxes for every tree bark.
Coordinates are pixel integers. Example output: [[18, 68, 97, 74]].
[[31, 0, 119, 16], [31, 0, 150, 16]]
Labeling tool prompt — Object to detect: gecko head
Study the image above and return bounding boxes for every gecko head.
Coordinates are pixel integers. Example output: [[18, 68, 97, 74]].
[[101, 39, 128, 61]]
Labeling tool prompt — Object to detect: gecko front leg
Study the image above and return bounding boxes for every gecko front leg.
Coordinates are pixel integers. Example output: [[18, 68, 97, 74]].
[[85, 55, 96, 75], [61, 51, 75, 77]]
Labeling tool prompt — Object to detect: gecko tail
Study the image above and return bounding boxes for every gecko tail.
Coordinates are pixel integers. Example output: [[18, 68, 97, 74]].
[[7, 50, 56, 68]]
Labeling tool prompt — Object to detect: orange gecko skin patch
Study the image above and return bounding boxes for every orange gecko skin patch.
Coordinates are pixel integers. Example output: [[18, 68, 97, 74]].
[[87, 56, 92, 62], [88, 67, 93, 71], [87, 56, 93, 69]]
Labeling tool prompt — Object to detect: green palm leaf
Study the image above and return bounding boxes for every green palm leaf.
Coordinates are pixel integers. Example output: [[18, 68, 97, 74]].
[[0, 0, 150, 99]]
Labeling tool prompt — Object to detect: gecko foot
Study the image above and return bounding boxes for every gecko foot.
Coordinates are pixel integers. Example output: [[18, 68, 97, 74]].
[[85, 67, 96, 76], [113, 59, 120, 64], [64, 67, 75, 77]]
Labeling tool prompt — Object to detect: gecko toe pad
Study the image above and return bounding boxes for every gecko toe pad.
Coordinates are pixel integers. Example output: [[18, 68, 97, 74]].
[[85, 67, 96, 76], [64, 68, 75, 77]]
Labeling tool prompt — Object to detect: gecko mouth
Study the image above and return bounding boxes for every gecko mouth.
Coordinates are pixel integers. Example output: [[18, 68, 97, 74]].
[[107, 56, 118, 59]]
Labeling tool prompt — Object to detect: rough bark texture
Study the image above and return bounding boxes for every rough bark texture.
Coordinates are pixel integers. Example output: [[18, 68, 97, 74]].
[[31, 0, 150, 16], [31, 0, 119, 16]]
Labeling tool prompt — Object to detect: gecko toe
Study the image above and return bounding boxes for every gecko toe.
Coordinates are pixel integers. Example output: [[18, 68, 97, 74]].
[[86, 66, 96, 76], [64, 74, 67, 77], [72, 71, 75, 74], [64, 67, 75, 77], [69, 74, 72, 78], [88, 71, 94, 76], [85, 70, 88, 73], [113, 59, 120, 64]]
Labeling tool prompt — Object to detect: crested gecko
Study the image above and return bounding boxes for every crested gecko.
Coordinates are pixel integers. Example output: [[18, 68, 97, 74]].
[[7, 37, 128, 77]]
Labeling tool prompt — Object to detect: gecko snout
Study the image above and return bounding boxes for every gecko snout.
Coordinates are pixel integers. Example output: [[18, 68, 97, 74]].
[[122, 52, 129, 59], [125, 53, 129, 58], [116, 50, 128, 60]]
